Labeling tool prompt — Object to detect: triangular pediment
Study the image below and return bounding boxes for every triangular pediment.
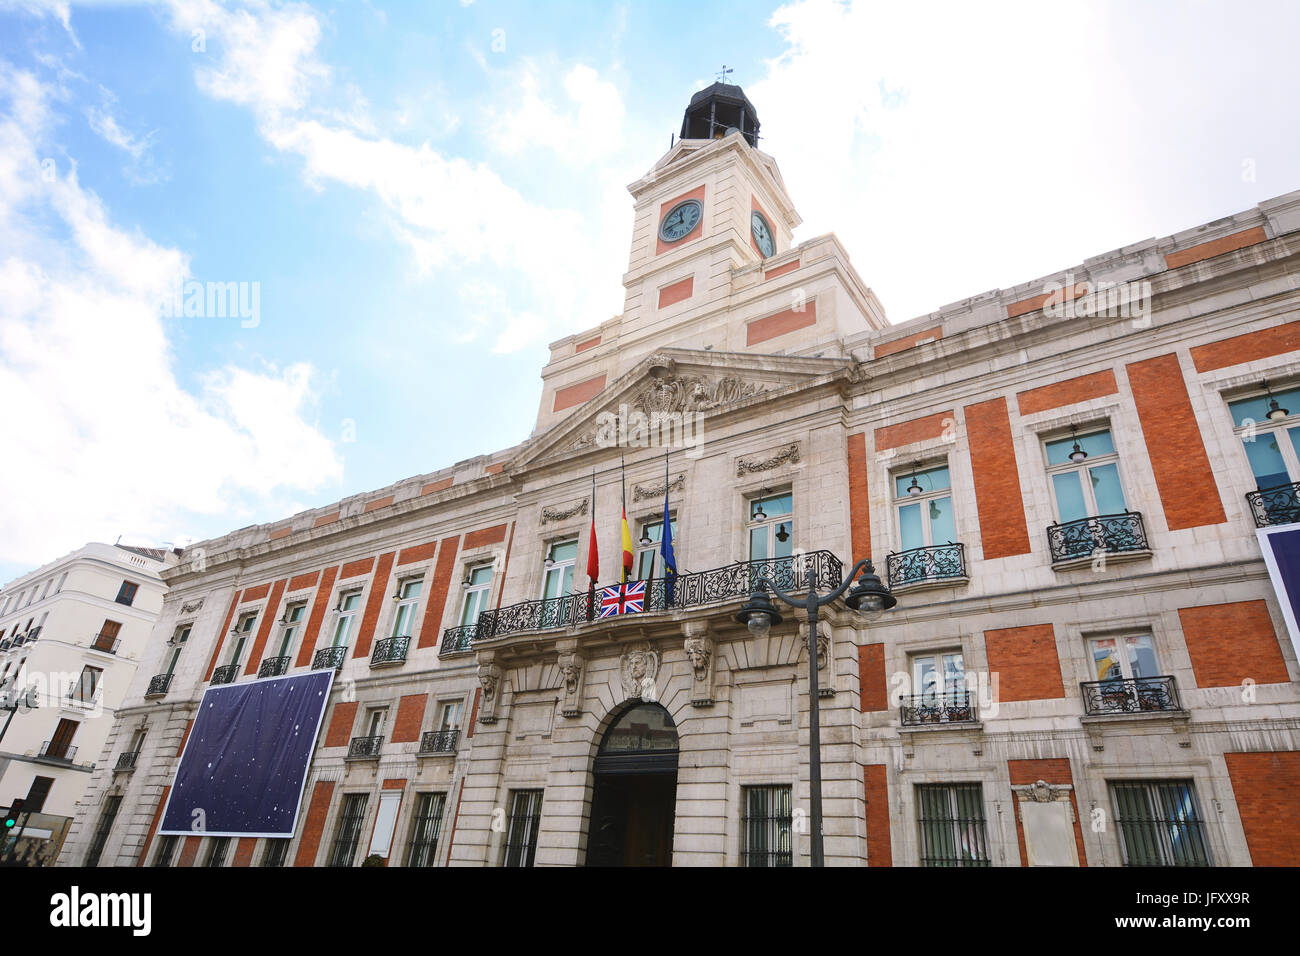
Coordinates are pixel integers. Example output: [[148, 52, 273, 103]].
[[511, 348, 857, 471]]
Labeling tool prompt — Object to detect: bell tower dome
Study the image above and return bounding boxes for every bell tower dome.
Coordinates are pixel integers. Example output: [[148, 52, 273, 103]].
[[680, 82, 760, 147]]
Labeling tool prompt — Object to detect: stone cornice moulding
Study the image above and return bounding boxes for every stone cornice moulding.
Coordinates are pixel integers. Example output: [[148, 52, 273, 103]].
[[736, 441, 801, 477], [541, 498, 589, 524]]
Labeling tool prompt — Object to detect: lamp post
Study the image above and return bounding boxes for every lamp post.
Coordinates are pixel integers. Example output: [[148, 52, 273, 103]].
[[736, 557, 896, 867]]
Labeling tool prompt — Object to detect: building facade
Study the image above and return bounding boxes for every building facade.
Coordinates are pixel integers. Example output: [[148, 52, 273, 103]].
[[61, 85, 1300, 868], [0, 542, 172, 865]]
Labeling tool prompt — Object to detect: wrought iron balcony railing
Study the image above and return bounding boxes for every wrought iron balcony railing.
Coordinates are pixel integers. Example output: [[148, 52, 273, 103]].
[[145, 673, 173, 698], [1081, 676, 1182, 716], [115, 751, 139, 772], [1046, 511, 1149, 564], [211, 663, 239, 685], [1246, 480, 1300, 528], [258, 656, 291, 678], [39, 741, 77, 762], [312, 645, 348, 671], [900, 690, 978, 726], [475, 551, 844, 642], [418, 729, 460, 754], [347, 735, 383, 759], [886, 543, 967, 588], [90, 633, 121, 654], [10, 635, 25, 647], [370, 636, 410, 667], [439, 625, 476, 656], [0, 640, 10, 652], [25, 626, 41, 641]]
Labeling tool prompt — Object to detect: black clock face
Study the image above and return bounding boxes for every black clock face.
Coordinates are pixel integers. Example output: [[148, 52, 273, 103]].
[[659, 200, 703, 242], [751, 211, 775, 257]]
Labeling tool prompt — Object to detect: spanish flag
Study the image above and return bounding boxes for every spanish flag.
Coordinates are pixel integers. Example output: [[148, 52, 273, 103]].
[[621, 506, 634, 583]]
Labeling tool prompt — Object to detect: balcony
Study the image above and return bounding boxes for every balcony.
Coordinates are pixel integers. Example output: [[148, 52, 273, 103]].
[[418, 729, 460, 755], [145, 673, 173, 699], [0, 640, 10, 652], [900, 690, 978, 727], [114, 751, 139, 773], [1081, 676, 1182, 716], [25, 626, 41, 642], [1046, 511, 1149, 566], [10, 635, 25, 648], [1246, 480, 1300, 528], [346, 735, 383, 760], [38, 741, 77, 763], [90, 632, 121, 654], [258, 656, 291, 678], [885, 543, 967, 591], [370, 636, 410, 668], [312, 645, 348, 671], [475, 551, 844, 642], [211, 664, 239, 685], [439, 625, 476, 656]]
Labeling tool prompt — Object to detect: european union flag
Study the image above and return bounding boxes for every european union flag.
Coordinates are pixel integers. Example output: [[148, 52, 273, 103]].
[[661, 495, 677, 605]]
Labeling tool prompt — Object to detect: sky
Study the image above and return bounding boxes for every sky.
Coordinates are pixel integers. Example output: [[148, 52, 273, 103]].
[[1, 0, 1298, 582]]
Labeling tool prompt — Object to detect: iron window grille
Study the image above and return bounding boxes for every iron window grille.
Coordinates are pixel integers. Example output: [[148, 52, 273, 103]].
[[114, 751, 139, 772], [741, 784, 793, 867], [312, 645, 348, 671], [1109, 780, 1211, 866], [900, 689, 977, 725], [347, 735, 383, 759], [1081, 676, 1182, 715], [502, 789, 544, 867], [83, 795, 122, 867], [886, 543, 967, 587], [258, 655, 291, 678], [370, 636, 410, 667], [916, 784, 991, 867], [211, 663, 239, 685], [152, 834, 179, 867], [328, 793, 370, 867], [145, 673, 173, 698], [418, 729, 460, 754], [205, 836, 231, 867], [1046, 511, 1148, 563], [439, 624, 476, 655], [1246, 480, 1300, 527], [261, 839, 290, 868], [405, 792, 448, 867]]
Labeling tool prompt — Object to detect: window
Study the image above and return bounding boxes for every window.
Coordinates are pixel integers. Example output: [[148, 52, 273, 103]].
[[152, 835, 179, 867], [115, 581, 139, 606], [391, 578, 423, 637], [47, 718, 79, 760], [205, 836, 231, 867], [40, 579, 52, 600], [92, 619, 121, 652], [634, 517, 677, 581], [331, 592, 362, 647], [56, 572, 67, 593], [328, 793, 370, 867], [1109, 780, 1211, 866], [128, 728, 147, 755], [229, 612, 257, 665], [748, 491, 794, 563], [916, 784, 990, 867], [364, 707, 388, 739], [1229, 386, 1300, 490], [405, 792, 448, 867], [437, 700, 461, 731], [1088, 634, 1159, 682], [261, 839, 290, 867], [741, 784, 793, 867], [541, 540, 577, 600], [894, 464, 957, 553], [275, 603, 306, 659], [70, 666, 103, 704], [459, 565, 494, 627], [84, 795, 122, 867], [163, 625, 190, 677], [502, 789, 544, 867], [1045, 428, 1127, 522]]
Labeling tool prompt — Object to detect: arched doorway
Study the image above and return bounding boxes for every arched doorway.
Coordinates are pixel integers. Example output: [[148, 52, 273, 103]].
[[585, 701, 678, 867]]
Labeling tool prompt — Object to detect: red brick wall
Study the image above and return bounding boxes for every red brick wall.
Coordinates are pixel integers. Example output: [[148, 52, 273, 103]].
[[296, 565, 338, 667], [294, 780, 335, 867], [136, 785, 170, 866], [288, 570, 319, 592], [847, 432, 871, 561], [1126, 353, 1227, 530], [984, 624, 1063, 701], [575, 335, 601, 352], [324, 701, 358, 748], [340, 556, 375, 580], [1016, 369, 1119, 415], [965, 397, 1032, 559], [467, 687, 482, 737], [232, 838, 257, 867], [313, 512, 340, 528], [363, 495, 394, 513], [397, 539, 438, 566], [874, 410, 952, 451], [1224, 751, 1300, 865], [746, 300, 817, 347], [1006, 282, 1087, 318], [1178, 600, 1290, 687], [464, 523, 509, 549], [859, 644, 889, 711], [421, 477, 454, 495], [391, 693, 428, 744], [242, 582, 271, 602], [864, 764, 892, 866], [204, 589, 242, 682], [553, 375, 607, 413], [1007, 758, 1087, 866], [418, 536, 461, 649], [353, 550, 395, 659], [244, 577, 287, 675], [1190, 320, 1300, 373], [657, 276, 694, 308], [875, 326, 943, 358], [176, 719, 193, 758], [764, 259, 800, 281], [177, 835, 200, 868], [1165, 226, 1267, 269]]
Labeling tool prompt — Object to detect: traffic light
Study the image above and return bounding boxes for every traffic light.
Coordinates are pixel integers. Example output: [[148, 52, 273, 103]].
[[3, 798, 24, 832]]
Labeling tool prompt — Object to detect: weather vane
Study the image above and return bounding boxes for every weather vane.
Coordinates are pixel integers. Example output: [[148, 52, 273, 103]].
[[716, 65, 734, 83]]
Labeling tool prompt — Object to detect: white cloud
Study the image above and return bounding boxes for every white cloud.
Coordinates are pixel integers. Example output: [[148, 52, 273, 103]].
[[488, 63, 626, 165], [0, 62, 341, 566], [86, 105, 154, 158]]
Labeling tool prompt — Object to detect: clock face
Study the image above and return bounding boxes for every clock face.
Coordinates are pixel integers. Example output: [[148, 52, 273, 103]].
[[751, 211, 775, 257], [659, 200, 703, 243]]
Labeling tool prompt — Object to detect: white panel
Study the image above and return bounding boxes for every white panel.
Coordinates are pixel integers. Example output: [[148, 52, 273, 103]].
[[367, 790, 401, 858]]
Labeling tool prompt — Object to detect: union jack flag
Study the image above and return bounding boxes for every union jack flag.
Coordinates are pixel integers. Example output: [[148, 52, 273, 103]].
[[599, 581, 645, 618]]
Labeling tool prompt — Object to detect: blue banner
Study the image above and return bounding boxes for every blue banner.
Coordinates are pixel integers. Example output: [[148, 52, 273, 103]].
[[1258, 524, 1300, 667]]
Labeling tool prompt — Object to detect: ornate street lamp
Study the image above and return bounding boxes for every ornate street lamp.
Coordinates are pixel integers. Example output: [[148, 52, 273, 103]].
[[735, 557, 896, 866]]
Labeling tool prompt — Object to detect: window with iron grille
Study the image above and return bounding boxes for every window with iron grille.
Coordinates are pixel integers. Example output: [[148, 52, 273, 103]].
[[404, 792, 447, 867], [151, 834, 179, 867], [1109, 780, 1211, 866], [261, 838, 290, 868], [916, 784, 990, 867], [741, 784, 793, 867], [83, 795, 122, 867], [205, 836, 231, 867], [328, 793, 370, 867], [502, 789, 543, 867]]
